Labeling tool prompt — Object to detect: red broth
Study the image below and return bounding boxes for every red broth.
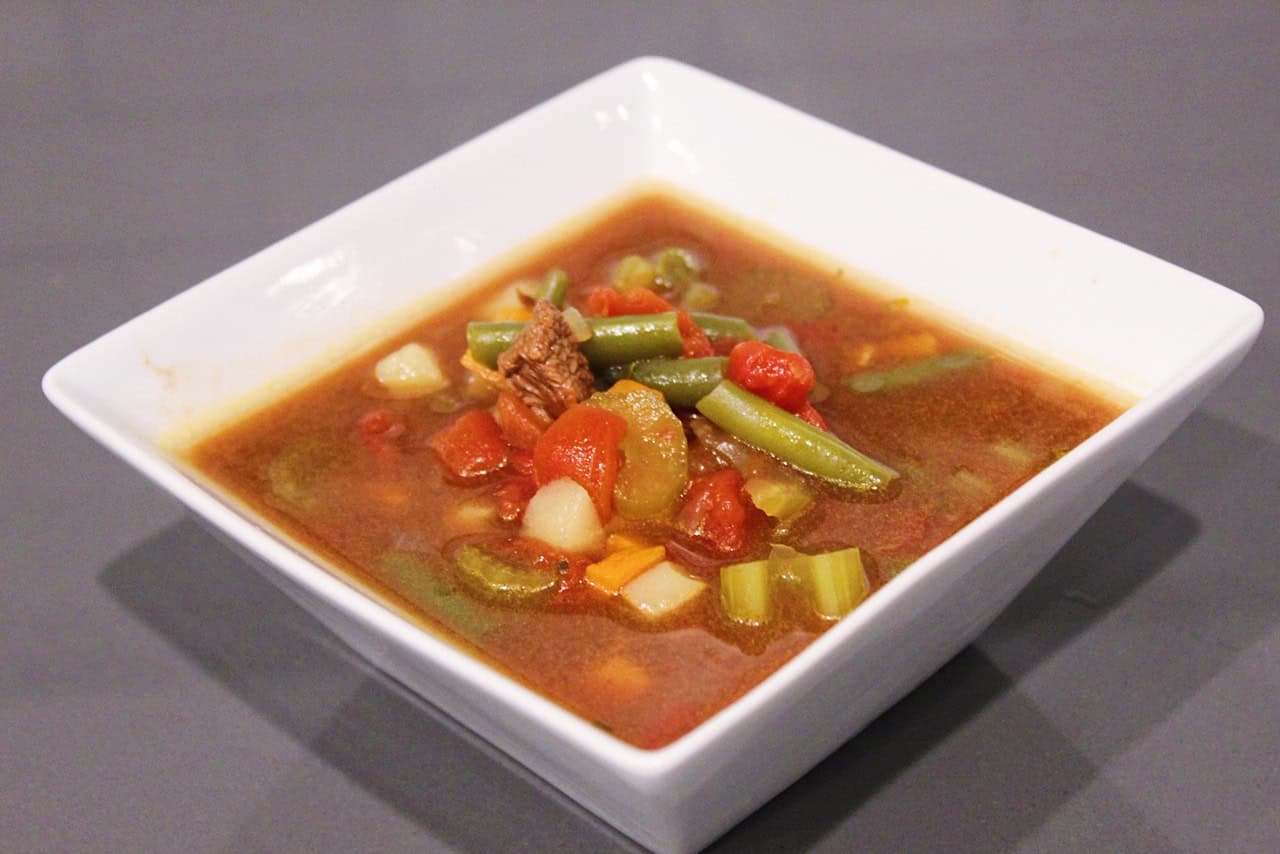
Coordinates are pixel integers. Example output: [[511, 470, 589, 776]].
[[185, 188, 1123, 748]]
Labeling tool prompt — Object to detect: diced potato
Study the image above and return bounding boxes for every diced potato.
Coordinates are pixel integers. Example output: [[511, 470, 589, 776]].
[[448, 497, 497, 532], [374, 343, 448, 397], [481, 283, 533, 321], [620, 560, 706, 618], [521, 478, 604, 553]]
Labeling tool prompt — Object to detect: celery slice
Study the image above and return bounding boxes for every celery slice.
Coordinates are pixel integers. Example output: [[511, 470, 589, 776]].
[[378, 551, 493, 638], [767, 542, 805, 586], [454, 545, 557, 597], [266, 436, 337, 508], [680, 280, 721, 312], [720, 559, 772, 625], [992, 440, 1034, 467], [805, 547, 869, 619], [612, 254, 657, 292], [743, 475, 813, 520], [952, 468, 994, 495]]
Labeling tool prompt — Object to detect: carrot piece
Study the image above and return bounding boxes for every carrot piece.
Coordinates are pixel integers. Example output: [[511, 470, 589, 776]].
[[495, 391, 550, 450], [585, 545, 667, 593], [843, 341, 878, 371], [606, 379, 650, 396], [882, 332, 938, 358], [429, 410, 509, 480], [532, 404, 628, 521], [491, 304, 533, 322], [606, 532, 651, 554], [593, 655, 650, 698]]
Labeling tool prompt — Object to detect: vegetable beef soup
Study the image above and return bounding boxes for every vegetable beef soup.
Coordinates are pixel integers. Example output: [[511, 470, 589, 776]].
[[186, 189, 1123, 748]]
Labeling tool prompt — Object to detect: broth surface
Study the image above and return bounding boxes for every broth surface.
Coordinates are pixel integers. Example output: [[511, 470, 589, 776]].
[[186, 188, 1123, 748]]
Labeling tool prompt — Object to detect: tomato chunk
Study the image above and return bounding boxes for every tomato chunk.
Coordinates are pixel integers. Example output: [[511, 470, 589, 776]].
[[585, 286, 673, 317], [676, 468, 749, 556], [495, 476, 537, 523], [726, 340, 816, 413], [429, 410, 509, 480], [585, 288, 712, 357], [358, 408, 405, 450], [532, 404, 628, 521], [507, 448, 534, 476], [794, 401, 829, 431], [676, 310, 714, 358], [495, 391, 550, 450]]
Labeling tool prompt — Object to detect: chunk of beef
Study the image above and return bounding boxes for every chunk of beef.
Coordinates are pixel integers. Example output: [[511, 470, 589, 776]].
[[497, 299, 595, 421]]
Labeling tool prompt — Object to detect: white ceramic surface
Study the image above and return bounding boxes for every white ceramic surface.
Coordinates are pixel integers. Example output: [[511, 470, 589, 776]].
[[43, 58, 1262, 852]]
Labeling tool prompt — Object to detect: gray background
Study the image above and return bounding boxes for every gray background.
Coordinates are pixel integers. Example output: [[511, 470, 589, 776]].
[[4, 3, 1277, 852]]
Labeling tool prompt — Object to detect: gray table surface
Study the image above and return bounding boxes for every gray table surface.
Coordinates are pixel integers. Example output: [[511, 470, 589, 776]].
[[4, 4, 1277, 852]]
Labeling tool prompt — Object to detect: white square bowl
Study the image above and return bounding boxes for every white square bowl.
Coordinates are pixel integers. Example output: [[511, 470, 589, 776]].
[[43, 58, 1262, 852]]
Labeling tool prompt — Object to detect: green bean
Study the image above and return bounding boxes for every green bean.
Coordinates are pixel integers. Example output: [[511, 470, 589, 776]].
[[466, 321, 524, 367], [628, 357, 727, 407], [466, 313, 685, 368], [537, 268, 570, 308], [689, 312, 757, 342], [695, 381, 897, 491], [759, 325, 802, 354], [580, 313, 684, 365], [844, 350, 985, 393], [595, 362, 630, 388]]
